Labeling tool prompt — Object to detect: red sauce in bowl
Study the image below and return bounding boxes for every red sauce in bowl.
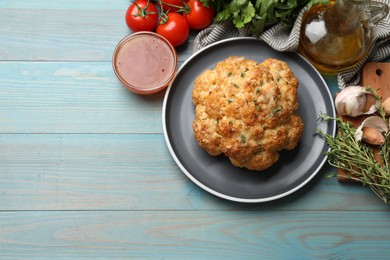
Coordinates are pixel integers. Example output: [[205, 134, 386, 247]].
[[113, 32, 177, 94]]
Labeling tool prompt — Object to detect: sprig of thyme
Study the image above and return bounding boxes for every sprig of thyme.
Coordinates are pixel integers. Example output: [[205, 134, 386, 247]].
[[317, 113, 390, 204]]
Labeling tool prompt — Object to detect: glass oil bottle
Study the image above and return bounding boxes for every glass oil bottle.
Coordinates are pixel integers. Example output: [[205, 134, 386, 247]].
[[298, 0, 389, 74]]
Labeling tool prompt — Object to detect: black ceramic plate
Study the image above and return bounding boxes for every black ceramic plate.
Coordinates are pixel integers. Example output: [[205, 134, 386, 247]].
[[162, 38, 336, 203]]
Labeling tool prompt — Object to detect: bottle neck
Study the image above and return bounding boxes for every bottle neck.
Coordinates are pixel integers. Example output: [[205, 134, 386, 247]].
[[326, 0, 366, 34], [333, 0, 365, 13]]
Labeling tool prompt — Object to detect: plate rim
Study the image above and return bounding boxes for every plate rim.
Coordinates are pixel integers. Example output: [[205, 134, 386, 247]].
[[162, 37, 336, 203]]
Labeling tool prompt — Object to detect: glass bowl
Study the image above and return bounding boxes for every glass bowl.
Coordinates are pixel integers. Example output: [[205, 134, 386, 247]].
[[112, 32, 177, 95]]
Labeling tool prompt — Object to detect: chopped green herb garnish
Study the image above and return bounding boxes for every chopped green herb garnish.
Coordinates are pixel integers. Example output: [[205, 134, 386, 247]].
[[232, 83, 239, 88], [227, 98, 233, 104], [227, 72, 232, 76], [229, 120, 233, 125], [241, 134, 246, 144], [240, 68, 249, 78], [254, 99, 261, 111], [271, 107, 282, 116]]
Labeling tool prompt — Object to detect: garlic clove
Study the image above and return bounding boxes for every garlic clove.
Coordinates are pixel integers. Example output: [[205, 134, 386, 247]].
[[361, 127, 385, 145], [354, 116, 388, 145], [363, 94, 379, 113], [381, 97, 390, 116], [335, 86, 380, 117]]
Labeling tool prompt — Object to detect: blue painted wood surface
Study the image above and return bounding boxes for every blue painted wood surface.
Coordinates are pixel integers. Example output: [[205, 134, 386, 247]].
[[1, 0, 389, 259]]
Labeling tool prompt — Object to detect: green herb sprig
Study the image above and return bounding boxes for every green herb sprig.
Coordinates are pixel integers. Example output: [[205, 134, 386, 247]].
[[317, 113, 390, 204]]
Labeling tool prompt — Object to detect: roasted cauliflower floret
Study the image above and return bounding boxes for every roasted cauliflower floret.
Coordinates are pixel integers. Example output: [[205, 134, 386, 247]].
[[192, 56, 304, 171]]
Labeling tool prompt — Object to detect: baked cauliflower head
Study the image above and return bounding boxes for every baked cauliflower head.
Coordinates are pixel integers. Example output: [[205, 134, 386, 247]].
[[192, 56, 304, 171]]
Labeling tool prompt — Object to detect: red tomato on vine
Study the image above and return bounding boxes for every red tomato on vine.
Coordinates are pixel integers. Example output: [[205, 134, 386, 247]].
[[156, 13, 190, 47], [125, 0, 159, 32], [184, 0, 215, 30]]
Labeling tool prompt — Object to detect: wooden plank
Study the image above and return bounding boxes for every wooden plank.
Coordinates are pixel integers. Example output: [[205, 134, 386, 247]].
[[0, 211, 389, 259], [0, 9, 126, 61], [0, 63, 339, 134], [0, 0, 127, 10], [1, 133, 388, 211], [0, 2, 388, 259], [0, 62, 166, 133], [0, 6, 194, 62]]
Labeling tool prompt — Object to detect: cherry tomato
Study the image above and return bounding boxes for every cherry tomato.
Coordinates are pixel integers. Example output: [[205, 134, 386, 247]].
[[184, 0, 215, 30], [156, 13, 190, 47], [161, 0, 185, 12], [125, 0, 158, 32]]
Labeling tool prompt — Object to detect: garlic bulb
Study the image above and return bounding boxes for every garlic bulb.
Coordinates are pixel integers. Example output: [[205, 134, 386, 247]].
[[335, 86, 380, 117], [355, 116, 388, 145]]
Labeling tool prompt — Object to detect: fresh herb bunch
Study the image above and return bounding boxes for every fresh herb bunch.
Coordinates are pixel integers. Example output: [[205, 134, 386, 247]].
[[317, 113, 390, 204], [200, 0, 330, 37]]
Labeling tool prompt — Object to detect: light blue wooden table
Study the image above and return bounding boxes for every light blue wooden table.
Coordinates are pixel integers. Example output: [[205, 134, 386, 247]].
[[1, 1, 389, 259]]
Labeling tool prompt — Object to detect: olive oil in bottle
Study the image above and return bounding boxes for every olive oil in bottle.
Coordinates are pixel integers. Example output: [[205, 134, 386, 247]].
[[298, 0, 389, 74]]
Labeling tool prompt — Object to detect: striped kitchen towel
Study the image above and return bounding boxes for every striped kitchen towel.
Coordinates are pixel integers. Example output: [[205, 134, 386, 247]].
[[192, 0, 390, 89]]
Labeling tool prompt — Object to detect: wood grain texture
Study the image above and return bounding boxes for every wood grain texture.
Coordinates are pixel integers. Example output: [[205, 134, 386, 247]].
[[362, 62, 390, 96], [0, 0, 193, 62], [0, 0, 127, 10], [1, 0, 390, 258], [0, 62, 166, 133], [1, 211, 390, 259], [1, 133, 388, 211], [0, 63, 339, 134]]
